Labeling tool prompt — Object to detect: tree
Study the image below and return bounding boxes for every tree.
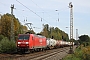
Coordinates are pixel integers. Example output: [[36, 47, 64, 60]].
[[28, 30, 35, 34], [40, 24, 49, 37], [79, 35, 90, 42], [79, 35, 90, 46], [40, 24, 69, 41], [0, 13, 24, 40], [0, 14, 11, 39]]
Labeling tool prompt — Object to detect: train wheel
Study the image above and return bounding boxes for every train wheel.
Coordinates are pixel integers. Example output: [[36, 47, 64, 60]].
[[21, 49, 25, 54], [30, 49, 34, 53]]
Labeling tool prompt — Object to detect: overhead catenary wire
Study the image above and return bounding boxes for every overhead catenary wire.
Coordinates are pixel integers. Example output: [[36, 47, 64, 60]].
[[30, 0, 60, 23], [16, 0, 51, 25], [30, 0, 44, 11], [16, 0, 41, 18], [30, 0, 69, 23]]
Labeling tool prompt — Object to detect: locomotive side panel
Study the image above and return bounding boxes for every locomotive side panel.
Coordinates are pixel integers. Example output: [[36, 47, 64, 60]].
[[32, 35, 47, 49], [29, 34, 34, 49]]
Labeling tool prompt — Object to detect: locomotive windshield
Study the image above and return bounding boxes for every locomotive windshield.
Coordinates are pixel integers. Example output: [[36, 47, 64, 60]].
[[18, 35, 30, 40]]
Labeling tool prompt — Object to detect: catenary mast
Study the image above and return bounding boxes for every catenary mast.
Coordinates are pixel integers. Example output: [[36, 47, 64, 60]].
[[69, 2, 74, 54]]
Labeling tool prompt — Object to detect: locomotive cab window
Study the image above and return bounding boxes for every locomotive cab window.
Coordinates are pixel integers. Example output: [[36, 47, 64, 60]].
[[18, 35, 30, 40]]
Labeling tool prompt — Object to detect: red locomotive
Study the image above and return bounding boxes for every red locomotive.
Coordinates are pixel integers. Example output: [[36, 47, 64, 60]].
[[17, 34, 47, 53]]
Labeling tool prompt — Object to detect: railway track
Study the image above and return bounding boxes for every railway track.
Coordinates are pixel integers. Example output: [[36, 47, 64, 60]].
[[0, 46, 76, 60], [29, 47, 69, 60], [13, 47, 68, 60]]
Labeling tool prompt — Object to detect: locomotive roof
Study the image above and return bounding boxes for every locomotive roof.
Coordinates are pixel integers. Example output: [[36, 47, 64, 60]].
[[19, 34, 30, 35], [18, 34, 46, 38]]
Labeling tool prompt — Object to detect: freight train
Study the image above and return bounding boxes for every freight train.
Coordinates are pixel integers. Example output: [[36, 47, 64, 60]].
[[16, 33, 74, 53]]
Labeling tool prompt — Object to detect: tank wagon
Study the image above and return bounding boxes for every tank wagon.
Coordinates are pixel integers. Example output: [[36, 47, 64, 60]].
[[46, 38, 57, 49]]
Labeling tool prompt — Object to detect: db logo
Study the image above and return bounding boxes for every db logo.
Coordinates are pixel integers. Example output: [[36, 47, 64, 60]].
[[39, 39, 42, 43], [21, 41, 25, 44]]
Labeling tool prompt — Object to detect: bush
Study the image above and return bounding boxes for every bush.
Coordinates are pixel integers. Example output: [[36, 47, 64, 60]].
[[83, 46, 90, 60], [0, 35, 4, 41], [74, 47, 83, 59], [0, 37, 16, 53], [63, 45, 90, 60], [63, 54, 82, 60]]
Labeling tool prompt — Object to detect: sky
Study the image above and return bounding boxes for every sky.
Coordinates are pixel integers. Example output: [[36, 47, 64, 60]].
[[0, 0, 90, 39]]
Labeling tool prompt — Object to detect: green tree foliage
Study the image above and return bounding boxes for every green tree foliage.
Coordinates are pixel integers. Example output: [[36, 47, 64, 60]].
[[63, 45, 90, 60], [79, 35, 90, 46], [0, 37, 16, 53], [0, 14, 11, 39], [0, 35, 4, 41], [40, 24, 69, 41], [79, 35, 90, 42], [63, 47, 83, 60], [83, 46, 90, 60], [40, 24, 49, 38], [0, 13, 26, 40]]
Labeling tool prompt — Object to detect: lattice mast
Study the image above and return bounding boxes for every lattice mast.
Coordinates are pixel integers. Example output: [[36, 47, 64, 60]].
[[69, 2, 74, 53]]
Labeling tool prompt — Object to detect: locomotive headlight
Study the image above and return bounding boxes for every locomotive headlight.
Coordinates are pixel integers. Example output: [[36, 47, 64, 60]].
[[18, 45, 20, 46], [26, 42, 29, 44], [18, 42, 21, 44]]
